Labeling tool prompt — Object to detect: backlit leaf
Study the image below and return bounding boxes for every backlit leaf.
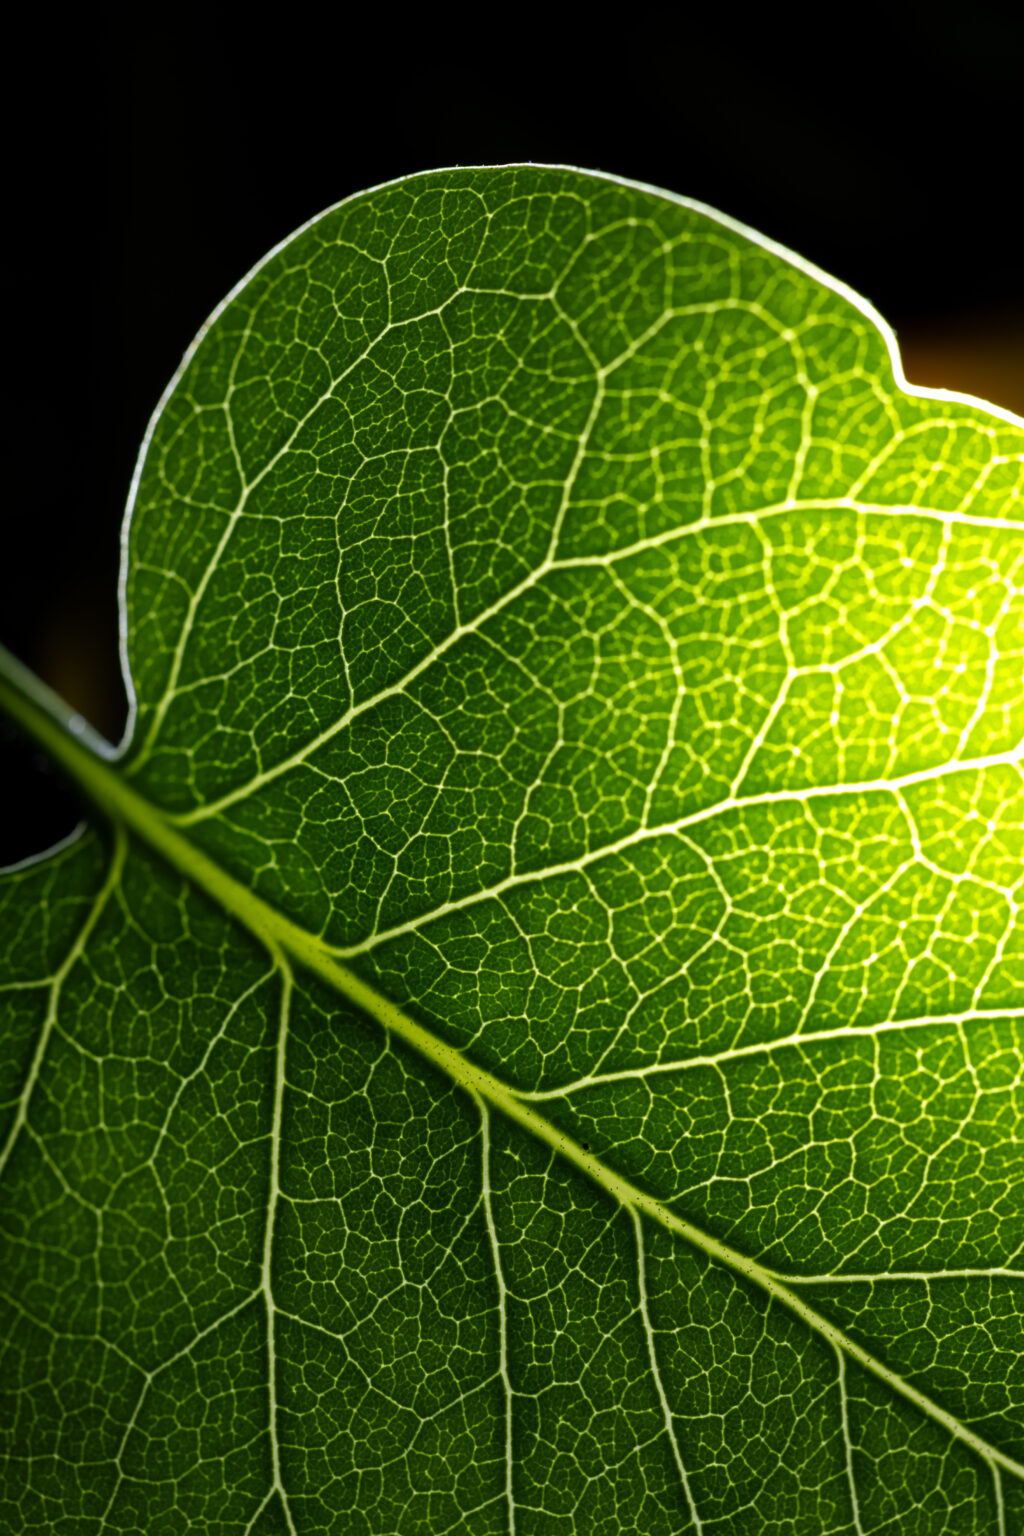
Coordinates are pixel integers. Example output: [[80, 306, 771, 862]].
[[2, 166, 1022, 1534]]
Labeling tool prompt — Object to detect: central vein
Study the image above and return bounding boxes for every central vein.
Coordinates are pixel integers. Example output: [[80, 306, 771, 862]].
[[1, 640, 1021, 1483]]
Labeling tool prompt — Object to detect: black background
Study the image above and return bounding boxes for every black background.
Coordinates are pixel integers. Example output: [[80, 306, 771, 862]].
[[3, 4, 1022, 864]]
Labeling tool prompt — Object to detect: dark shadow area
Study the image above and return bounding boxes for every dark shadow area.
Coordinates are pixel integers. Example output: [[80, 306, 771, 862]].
[[896, 309, 1024, 416]]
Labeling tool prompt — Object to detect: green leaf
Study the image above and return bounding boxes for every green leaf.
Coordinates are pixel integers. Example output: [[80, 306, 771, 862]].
[[1, 165, 1022, 1535]]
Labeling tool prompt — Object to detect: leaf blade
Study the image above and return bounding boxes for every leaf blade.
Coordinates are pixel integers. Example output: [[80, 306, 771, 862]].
[[2, 165, 1022, 1533]]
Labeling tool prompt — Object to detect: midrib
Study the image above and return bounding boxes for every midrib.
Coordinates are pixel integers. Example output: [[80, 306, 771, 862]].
[[1, 639, 1021, 1485]]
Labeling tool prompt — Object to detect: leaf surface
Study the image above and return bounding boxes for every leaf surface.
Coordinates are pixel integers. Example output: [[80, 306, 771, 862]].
[[1, 166, 1023, 1535]]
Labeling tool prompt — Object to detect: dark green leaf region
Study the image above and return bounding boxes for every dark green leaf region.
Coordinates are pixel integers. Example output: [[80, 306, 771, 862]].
[[1, 166, 1022, 1535]]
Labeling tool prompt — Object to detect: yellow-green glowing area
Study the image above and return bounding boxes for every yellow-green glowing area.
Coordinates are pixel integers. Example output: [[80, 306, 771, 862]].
[[0, 166, 1022, 1533]]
